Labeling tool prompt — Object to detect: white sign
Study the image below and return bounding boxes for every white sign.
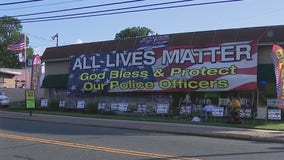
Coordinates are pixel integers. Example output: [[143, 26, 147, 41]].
[[118, 103, 128, 112], [267, 98, 278, 108], [240, 109, 252, 118], [180, 106, 191, 114], [156, 104, 169, 114], [111, 103, 119, 111], [76, 100, 85, 109], [110, 103, 128, 112], [212, 107, 224, 117], [40, 99, 48, 107], [137, 104, 147, 113], [98, 103, 106, 110], [59, 100, 65, 108], [256, 105, 267, 119], [268, 109, 281, 120]]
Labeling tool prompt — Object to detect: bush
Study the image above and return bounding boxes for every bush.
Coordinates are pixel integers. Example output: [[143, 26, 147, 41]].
[[128, 105, 137, 112], [86, 101, 98, 114], [48, 98, 59, 111]]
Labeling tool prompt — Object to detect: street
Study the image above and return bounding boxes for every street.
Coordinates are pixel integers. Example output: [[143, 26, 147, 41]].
[[1, 117, 284, 160]]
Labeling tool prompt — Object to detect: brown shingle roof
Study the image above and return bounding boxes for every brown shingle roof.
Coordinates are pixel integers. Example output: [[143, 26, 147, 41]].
[[41, 25, 284, 61]]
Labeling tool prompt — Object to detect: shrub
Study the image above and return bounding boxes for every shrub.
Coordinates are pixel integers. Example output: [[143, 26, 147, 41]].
[[128, 105, 137, 112], [86, 101, 98, 114], [48, 98, 59, 111]]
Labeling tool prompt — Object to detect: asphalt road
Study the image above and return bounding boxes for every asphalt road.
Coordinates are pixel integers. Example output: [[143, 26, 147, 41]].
[[1, 117, 284, 160]]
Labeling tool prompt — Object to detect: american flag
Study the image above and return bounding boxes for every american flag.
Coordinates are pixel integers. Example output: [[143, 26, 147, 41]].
[[7, 35, 25, 52]]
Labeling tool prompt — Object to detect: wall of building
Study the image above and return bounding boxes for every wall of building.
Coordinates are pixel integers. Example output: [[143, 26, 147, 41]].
[[1, 74, 14, 88], [0, 68, 31, 88], [45, 60, 69, 75]]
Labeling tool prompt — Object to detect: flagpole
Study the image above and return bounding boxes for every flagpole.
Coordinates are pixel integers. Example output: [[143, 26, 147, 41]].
[[24, 33, 27, 88]]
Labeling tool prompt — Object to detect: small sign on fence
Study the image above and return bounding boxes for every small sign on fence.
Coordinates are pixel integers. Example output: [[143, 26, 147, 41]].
[[212, 107, 224, 117], [156, 104, 169, 114], [59, 100, 65, 108], [40, 98, 48, 107], [76, 100, 85, 109], [268, 109, 281, 120]]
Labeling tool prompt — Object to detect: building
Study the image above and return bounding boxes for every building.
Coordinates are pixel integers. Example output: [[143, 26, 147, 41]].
[[41, 25, 281, 115], [0, 68, 31, 88]]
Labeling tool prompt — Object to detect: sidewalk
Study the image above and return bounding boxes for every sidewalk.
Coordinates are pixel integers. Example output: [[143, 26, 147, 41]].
[[1, 110, 284, 143]]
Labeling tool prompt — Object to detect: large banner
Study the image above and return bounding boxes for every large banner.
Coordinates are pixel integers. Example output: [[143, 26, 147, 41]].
[[67, 41, 257, 94]]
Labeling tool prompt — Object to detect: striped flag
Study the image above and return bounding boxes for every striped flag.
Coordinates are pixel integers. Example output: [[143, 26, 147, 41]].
[[7, 35, 26, 52]]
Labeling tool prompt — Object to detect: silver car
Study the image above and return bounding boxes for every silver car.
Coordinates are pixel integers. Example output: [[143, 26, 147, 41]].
[[0, 92, 9, 107]]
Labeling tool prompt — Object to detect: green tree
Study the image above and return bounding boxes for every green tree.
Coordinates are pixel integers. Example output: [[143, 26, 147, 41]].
[[115, 26, 155, 40], [0, 16, 33, 68]]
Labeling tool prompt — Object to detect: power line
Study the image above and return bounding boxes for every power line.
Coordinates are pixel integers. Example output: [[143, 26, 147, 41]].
[[26, 33, 54, 42], [26, 33, 70, 47], [0, 0, 43, 6], [0, 0, 82, 12], [20, 0, 244, 23], [12, 0, 145, 17], [18, 0, 194, 20]]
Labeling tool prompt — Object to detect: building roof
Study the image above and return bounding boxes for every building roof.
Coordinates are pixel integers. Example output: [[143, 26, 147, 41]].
[[42, 25, 284, 62]]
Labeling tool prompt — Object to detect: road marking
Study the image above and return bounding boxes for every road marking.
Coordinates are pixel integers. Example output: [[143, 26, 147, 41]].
[[0, 133, 202, 160]]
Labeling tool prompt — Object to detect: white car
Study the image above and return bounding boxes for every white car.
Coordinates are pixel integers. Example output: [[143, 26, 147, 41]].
[[0, 92, 9, 107]]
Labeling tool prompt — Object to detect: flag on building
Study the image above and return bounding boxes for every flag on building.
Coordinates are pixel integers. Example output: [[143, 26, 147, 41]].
[[271, 44, 284, 109], [7, 35, 26, 52]]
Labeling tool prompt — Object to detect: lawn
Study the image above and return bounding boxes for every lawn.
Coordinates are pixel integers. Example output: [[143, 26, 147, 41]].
[[4, 106, 284, 131]]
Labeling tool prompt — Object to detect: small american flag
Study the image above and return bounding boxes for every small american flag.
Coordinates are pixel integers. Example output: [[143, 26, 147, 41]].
[[7, 35, 25, 52]]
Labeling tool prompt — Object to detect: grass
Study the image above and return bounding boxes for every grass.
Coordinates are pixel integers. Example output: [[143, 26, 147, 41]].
[[254, 121, 284, 130], [3, 106, 284, 131]]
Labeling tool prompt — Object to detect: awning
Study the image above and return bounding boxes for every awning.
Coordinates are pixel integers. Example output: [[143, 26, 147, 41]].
[[41, 74, 68, 88], [0, 68, 22, 75]]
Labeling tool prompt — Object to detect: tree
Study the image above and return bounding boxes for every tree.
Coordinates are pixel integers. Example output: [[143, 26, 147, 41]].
[[0, 16, 33, 68], [115, 26, 155, 40]]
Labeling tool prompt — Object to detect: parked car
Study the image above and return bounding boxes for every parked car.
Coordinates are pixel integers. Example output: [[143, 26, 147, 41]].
[[0, 92, 9, 107]]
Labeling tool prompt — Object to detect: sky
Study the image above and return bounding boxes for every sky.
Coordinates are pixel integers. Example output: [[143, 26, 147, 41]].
[[1, 0, 284, 56]]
